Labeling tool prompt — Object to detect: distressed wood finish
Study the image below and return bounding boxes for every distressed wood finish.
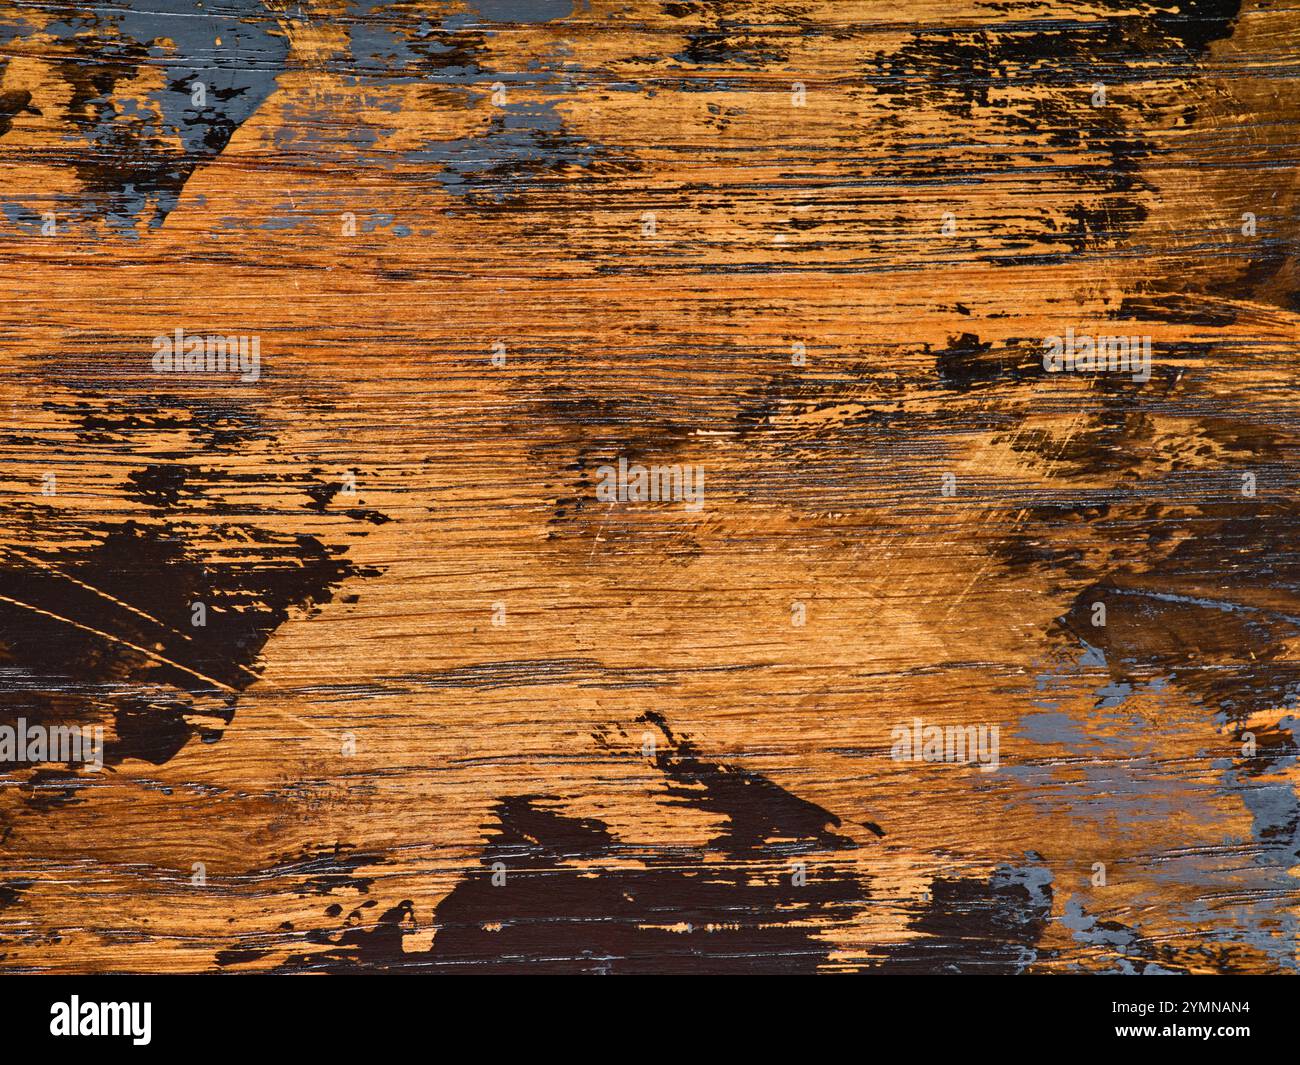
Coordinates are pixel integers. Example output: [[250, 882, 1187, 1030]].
[[0, 0, 1297, 973]]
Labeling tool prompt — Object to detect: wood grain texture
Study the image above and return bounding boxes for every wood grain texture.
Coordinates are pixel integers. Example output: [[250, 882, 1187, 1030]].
[[0, 0, 1297, 974]]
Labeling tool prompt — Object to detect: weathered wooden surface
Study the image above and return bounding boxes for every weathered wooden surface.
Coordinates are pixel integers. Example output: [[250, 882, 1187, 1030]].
[[0, 0, 1297, 973]]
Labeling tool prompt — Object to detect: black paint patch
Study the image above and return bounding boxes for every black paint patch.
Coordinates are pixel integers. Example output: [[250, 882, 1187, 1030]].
[[280, 714, 873, 972], [874, 859, 1054, 973], [125, 464, 195, 509], [864, 1, 1244, 259], [285, 794, 866, 974], [936, 332, 1044, 392], [263, 843, 385, 897], [0, 519, 368, 778], [637, 710, 858, 854], [1055, 503, 1300, 721]]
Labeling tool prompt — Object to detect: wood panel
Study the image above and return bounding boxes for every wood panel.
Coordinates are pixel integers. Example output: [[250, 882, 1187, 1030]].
[[0, 0, 1297, 973]]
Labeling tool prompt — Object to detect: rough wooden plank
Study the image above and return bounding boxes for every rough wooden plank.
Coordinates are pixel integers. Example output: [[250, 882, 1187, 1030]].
[[0, 0, 1297, 974]]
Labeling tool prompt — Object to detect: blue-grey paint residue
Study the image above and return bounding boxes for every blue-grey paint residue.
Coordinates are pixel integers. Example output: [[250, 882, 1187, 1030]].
[[0, 0, 289, 233], [1, 0, 616, 232], [420, 98, 606, 201], [1060, 898, 1182, 975], [325, 1, 623, 204], [1022, 646, 1300, 972]]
